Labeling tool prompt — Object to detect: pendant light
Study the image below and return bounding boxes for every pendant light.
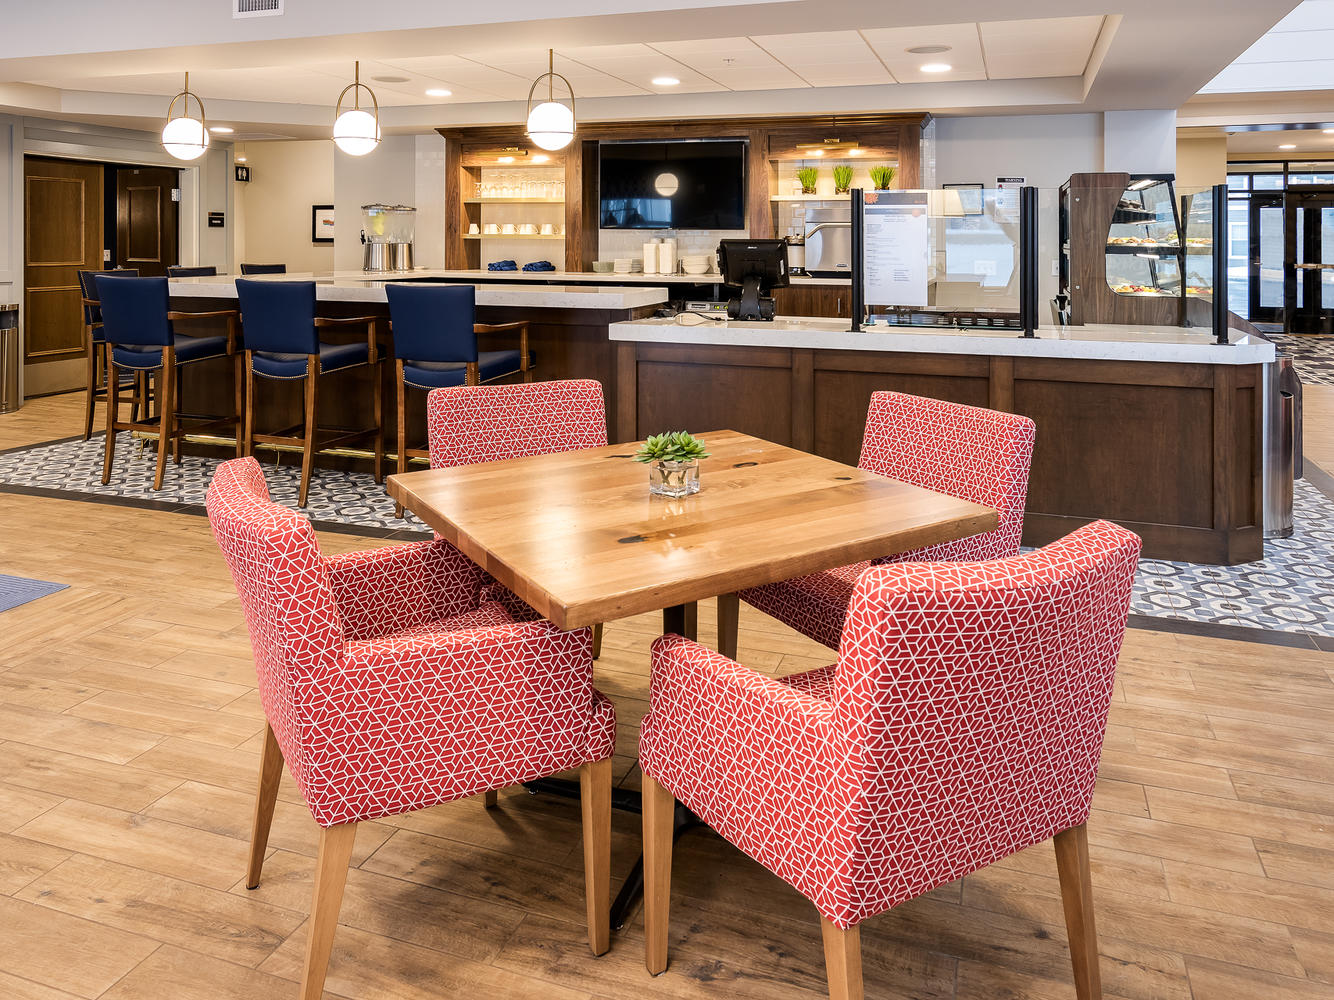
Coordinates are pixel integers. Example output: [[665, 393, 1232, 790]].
[[333, 61, 381, 156], [525, 49, 576, 151], [161, 72, 210, 161]]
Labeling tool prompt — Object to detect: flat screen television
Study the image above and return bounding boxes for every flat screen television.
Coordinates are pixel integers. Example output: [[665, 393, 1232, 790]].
[[598, 139, 747, 230]]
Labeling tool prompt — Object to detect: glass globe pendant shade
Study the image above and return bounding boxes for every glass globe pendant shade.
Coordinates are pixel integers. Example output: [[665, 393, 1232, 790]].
[[162, 115, 209, 161], [333, 108, 380, 156], [526, 101, 574, 151]]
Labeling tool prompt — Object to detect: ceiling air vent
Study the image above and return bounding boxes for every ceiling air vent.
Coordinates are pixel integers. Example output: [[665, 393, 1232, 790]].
[[233, 0, 283, 18]]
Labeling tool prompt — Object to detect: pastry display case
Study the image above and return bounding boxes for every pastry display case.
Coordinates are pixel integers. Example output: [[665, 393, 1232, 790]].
[[1058, 172, 1185, 326]]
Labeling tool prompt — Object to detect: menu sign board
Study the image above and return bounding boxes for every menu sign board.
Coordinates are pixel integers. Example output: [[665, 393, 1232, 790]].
[[862, 190, 930, 307]]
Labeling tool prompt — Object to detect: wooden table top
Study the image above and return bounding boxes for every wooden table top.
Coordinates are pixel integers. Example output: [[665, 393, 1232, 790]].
[[387, 430, 998, 630]]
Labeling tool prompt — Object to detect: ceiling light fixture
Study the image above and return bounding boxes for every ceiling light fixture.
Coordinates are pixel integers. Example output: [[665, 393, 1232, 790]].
[[161, 72, 210, 162], [532, 153, 550, 163], [425, 87, 452, 97], [525, 48, 576, 151], [906, 45, 952, 54], [498, 155, 515, 163], [371, 75, 409, 83], [1279, 143, 1297, 150], [652, 76, 680, 86], [920, 62, 952, 73], [333, 61, 381, 156], [208, 125, 234, 134]]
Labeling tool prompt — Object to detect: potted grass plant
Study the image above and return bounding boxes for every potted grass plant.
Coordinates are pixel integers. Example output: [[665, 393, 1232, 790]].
[[869, 165, 897, 191], [797, 166, 820, 196], [833, 165, 853, 195], [636, 431, 709, 497]]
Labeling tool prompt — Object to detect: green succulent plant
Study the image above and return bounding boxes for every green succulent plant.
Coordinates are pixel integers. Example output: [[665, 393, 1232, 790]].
[[869, 165, 897, 190], [635, 431, 710, 464], [796, 166, 820, 193], [832, 165, 853, 193]]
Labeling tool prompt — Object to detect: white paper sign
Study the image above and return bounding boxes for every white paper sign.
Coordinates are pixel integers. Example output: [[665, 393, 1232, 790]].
[[862, 191, 930, 307]]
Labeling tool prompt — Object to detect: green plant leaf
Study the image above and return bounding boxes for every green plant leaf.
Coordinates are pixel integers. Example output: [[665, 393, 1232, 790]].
[[634, 430, 710, 463]]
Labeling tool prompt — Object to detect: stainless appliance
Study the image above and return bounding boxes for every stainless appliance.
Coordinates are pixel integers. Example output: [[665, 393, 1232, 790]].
[[803, 205, 852, 276], [1262, 353, 1303, 539], [784, 235, 806, 275], [361, 203, 416, 272]]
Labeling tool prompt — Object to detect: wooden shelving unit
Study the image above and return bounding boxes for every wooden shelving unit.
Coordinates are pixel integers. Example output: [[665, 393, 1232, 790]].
[[464, 234, 565, 240]]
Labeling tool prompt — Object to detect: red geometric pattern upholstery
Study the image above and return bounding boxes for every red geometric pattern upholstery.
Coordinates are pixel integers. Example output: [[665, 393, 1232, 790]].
[[206, 457, 615, 828], [427, 378, 608, 469], [640, 520, 1141, 928], [741, 391, 1036, 649]]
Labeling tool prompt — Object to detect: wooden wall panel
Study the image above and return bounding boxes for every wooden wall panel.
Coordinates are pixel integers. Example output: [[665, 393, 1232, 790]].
[[637, 354, 793, 444]]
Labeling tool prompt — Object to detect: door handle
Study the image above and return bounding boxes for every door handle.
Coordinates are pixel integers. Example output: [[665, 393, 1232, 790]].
[[1293, 262, 1334, 270]]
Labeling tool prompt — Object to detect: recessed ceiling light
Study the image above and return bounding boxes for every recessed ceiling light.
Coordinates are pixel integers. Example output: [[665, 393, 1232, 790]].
[[425, 87, 451, 97], [652, 76, 680, 86], [498, 155, 515, 163], [907, 45, 952, 55], [532, 154, 550, 163], [208, 125, 234, 134], [235, 155, 247, 162], [920, 63, 952, 73], [1324, 128, 1334, 134], [371, 75, 409, 83], [848, 148, 866, 156], [1280, 143, 1297, 150], [809, 149, 824, 156]]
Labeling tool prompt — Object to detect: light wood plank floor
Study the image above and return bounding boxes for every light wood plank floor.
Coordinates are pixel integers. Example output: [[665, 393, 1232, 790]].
[[0, 394, 1331, 1000]]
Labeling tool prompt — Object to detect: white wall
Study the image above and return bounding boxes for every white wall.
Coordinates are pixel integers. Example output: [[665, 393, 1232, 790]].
[[413, 133, 447, 270], [934, 114, 1105, 190], [235, 140, 334, 273], [333, 134, 417, 271], [1176, 135, 1228, 192], [1103, 110, 1177, 175]]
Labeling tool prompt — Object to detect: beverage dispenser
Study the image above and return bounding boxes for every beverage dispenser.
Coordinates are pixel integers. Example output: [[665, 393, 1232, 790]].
[[361, 203, 417, 272]]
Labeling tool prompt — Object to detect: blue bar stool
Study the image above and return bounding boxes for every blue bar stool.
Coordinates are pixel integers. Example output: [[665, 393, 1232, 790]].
[[167, 265, 218, 277], [240, 263, 286, 275], [78, 269, 147, 440], [235, 279, 383, 507], [95, 275, 242, 490], [384, 282, 531, 516]]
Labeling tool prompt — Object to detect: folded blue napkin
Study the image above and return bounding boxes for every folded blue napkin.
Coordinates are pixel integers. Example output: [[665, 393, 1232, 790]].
[[487, 259, 518, 271], [522, 260, 556, 272]]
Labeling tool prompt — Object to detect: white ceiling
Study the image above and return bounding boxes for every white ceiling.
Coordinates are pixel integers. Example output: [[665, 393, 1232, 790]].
[[1201, 1, 1334, 94]]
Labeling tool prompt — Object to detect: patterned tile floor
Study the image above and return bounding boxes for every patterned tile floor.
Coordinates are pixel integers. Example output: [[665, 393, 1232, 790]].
[[4, 432, 1334, 637], [1269, 333, 1334, 386]]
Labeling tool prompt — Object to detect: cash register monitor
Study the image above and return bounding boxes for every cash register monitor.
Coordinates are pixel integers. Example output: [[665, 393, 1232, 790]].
[[717, 239, 789, 321]]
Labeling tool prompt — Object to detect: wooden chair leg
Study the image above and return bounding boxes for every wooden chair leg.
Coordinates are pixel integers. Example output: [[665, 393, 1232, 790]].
[[717, 593, 739, 660], [171, 365, 183, 465], [153, 354, 175, 491], [371, 358, 384, 484], [580, 758, 612, 957], [299, 361, 318, 508], [591, 623, 604, 660], [1055, 823, 1102, 1000], [83, 333, 97, 441], [820, 917, 863, 1000], [247, 724, 284, 889], [643, 774, 675, 975], [243, 353, 255, 460], [483, 789, 498, 809], [101, 356, 119, 484], [233, 351, 245, 458], [394, 363, 406, 519], [300, 822, 357, 1000]]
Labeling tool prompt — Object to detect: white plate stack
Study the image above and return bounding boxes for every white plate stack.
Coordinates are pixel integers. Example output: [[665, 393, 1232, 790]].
[[681, 254, 712, 276], [614, 259, 643, 274]]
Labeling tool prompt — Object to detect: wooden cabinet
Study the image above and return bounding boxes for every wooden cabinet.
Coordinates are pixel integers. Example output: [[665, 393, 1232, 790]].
[[772, 284, 850, 319]]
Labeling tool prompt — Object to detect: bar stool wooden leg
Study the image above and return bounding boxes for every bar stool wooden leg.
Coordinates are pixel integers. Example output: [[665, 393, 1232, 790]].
[[299, 822, 357, 1000], [102, 356, 119, 484], [299, 357, 319, 508], [83, 332, 97, 441], [247, 724, 284, 889], [717, 593, 740, 660], [243, 353, 255, 460], [580, 758, 611, 957], [233, 350, 245, 458], [372, 355, 384, 484], [394, 361, 407, 519], [171, 365, 183, 465], [153, 352, 176, 491], [643, 774, 675, 975]]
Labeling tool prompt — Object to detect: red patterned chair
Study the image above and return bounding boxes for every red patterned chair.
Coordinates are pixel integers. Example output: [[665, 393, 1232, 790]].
[[427, 378, 610, 654], [640, 520, 1142, 1000], [719, 391, 1036, 656], [206, 457, 616, 1000]]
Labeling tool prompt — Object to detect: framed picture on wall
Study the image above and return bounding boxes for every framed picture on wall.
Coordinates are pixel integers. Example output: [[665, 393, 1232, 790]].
[[312, 205, 335, 244]]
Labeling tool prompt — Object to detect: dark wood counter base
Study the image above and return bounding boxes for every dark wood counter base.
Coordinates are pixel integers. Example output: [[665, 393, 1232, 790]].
[[614, 342, 1262, 565]]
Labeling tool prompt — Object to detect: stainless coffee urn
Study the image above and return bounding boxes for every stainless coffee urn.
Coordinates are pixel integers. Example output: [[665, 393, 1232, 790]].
[[361, 203, 416, 272]]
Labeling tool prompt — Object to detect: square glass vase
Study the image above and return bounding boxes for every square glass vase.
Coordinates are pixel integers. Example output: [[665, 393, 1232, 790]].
[[649, 459, 700, 498]]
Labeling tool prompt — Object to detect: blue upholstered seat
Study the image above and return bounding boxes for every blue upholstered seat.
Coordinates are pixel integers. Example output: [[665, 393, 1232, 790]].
[[112, 336, 230, 370], [402, 350, 527, 389], [251, 341, 371, 379]]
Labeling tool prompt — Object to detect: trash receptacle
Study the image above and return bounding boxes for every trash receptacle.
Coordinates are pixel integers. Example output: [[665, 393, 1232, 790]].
[[1263, 354, 1302, 539], [0, 303, 19, 415]]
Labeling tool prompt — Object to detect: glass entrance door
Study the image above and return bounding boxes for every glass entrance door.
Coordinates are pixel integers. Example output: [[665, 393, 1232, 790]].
[[1249, 194, 1284, 324], [1285, 190, 1334, 334]]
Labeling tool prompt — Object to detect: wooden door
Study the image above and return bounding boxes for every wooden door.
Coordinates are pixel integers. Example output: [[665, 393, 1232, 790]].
[[23, 156, 104, 371], [116, 166, 179, 276]]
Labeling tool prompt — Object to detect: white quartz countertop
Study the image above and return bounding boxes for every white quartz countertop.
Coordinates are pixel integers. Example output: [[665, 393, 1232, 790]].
[[609, 316, 1275, 365], [169, 270, 669, 311], [377, 268, 852, 286]]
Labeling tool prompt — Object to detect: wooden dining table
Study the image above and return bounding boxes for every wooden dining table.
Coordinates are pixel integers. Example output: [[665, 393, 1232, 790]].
[[386, 428, 998, 927]]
